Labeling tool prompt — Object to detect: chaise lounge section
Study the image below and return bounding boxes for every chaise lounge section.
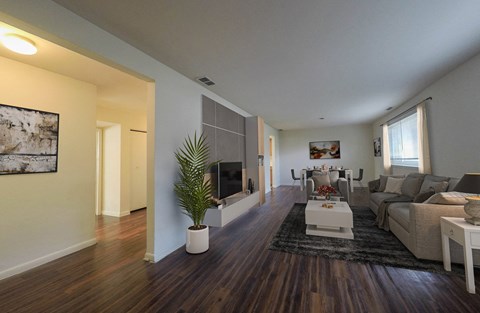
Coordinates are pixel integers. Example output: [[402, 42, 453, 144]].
[[369, 173, 479, 264]]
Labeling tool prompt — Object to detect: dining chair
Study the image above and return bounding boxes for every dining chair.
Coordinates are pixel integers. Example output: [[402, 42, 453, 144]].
[[353, 168, 364, 182], [291, 169, 301, 185]]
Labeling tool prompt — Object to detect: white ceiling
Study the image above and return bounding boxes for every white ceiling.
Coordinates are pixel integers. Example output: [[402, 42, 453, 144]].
[[52, 0, 480, 129], [0, 21, 147, 113]]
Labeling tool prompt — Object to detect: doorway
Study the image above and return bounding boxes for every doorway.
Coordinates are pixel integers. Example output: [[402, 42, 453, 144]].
[[269, 136, 275, 189]]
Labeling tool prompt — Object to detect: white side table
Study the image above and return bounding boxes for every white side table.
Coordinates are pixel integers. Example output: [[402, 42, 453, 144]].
[[440, 217, 480, 293]]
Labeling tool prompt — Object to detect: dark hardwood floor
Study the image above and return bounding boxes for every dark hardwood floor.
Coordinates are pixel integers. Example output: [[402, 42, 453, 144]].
[[1, 186, 480, 312]]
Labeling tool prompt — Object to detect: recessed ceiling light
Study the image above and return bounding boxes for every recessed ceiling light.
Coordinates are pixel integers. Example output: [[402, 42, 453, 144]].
[[1, 33, 37, 55], [319, 117, 325, 120], [386, 107, 393, 111]]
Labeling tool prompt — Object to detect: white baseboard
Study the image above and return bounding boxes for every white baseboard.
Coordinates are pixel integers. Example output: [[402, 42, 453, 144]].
[[143, 252, 159, 263], [102, 210, 130, 217], [0, 238, 97, 281]]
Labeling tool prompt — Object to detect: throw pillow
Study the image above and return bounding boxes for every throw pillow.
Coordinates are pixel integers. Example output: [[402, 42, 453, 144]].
[[379, 174, 405, 192], [384, 177, 405, 194], [419, 175, 450, 194], [431, 181, 449, 193], [413, 190, 435, 203], [425, 192, 476, 205], [312, 174, 330, 187]]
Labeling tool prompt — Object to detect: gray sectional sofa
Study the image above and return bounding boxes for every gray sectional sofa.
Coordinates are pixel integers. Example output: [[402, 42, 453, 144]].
[[369, 173, 479, 264]]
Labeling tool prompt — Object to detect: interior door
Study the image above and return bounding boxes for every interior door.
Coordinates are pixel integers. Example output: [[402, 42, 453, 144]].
[[130, 130, 147, 211]]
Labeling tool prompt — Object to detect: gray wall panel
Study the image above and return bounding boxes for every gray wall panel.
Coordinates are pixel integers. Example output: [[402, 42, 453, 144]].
[[202, 95, 216, 125], [239, 116, 246, 135], [203, 125, 216, 165], [216, 103, 238, 132], [216, 129, 239, 162]]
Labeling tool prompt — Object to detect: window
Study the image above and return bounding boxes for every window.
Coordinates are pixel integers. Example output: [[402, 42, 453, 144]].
[[388, 112, 418, 167]]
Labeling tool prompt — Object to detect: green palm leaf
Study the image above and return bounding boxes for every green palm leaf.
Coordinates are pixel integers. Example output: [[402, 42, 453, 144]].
[[174, 132, 219, 228]]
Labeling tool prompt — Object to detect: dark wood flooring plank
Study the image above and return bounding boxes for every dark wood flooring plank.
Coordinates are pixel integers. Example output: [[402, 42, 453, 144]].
[[1, 187, 480, 313]]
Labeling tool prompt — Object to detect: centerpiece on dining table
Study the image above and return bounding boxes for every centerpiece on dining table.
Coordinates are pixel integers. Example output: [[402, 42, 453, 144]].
[[316, 185, 337, 200]]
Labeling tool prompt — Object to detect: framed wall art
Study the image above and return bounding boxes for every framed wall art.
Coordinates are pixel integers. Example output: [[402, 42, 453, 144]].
[[373, 137, 382, 157], [0, 103, 59, 175], [309, 140, 340, 159]]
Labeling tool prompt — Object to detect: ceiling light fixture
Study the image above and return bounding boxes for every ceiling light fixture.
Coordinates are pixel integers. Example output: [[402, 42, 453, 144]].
[[386, 107, 393, 111], [1, 33, 37, 55]]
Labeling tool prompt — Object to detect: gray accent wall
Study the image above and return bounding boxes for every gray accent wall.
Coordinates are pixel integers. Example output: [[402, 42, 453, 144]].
[[202, 95, 246, 167]]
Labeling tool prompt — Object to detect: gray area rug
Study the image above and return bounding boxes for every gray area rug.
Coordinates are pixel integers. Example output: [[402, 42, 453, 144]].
[[269, 203, 464, 274]]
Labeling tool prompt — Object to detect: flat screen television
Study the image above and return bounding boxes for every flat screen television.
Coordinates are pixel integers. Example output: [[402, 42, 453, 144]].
[[216, 162, 243, 199]]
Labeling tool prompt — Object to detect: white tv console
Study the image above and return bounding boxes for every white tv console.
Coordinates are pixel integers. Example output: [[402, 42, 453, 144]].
[[204, 191, 260, 227]]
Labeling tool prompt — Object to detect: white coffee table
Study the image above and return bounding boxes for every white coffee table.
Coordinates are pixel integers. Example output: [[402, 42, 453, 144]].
[[305, 200, 354, 239]]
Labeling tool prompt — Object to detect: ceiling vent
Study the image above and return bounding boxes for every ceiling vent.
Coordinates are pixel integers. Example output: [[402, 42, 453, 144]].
[[197, 76, 215, 86]]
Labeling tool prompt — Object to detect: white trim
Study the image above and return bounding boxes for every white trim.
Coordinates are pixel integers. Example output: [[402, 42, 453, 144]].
[[0, 238, 97, 281], [143, 252, 159, 263], [202, 122, 246, 136], [102, 210, 131, 217]]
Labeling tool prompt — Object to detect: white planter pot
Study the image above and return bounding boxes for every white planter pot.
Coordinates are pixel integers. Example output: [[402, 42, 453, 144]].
[[186, 225, 209, 254]]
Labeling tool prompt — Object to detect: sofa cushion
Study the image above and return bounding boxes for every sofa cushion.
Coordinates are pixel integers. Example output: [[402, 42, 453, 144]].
[[384, 177, 405, 194], [401, 173, 425, 198], [419, 175, 450, 194], [329, 171, 340, 189], [447, 177, 460, 192], [312, 173, 330, 187], [425, 191, 476, 205], [388, 203, 410, 231], [371, 192, 398, 206], [379, 174, 405, 192]]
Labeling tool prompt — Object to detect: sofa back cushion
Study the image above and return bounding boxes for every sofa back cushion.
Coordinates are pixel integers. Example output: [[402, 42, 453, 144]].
[[329, 171, 340, 189], [401, 173, 426, 198], [419, 175, 450, 194]]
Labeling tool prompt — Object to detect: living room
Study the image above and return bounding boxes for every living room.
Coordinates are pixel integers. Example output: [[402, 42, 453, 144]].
[[1, 1, 480, 312]]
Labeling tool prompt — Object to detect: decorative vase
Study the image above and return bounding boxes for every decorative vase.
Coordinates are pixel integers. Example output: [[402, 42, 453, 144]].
[[325, 193, 331, 200], [186, 225, 209, 254], [464, 196, 480, 225]]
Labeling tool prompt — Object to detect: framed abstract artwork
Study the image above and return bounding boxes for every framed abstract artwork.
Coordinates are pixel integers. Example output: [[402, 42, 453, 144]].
[[309, 140, 340, 159], [373, 137, 382, 157], [0, 103, 59, 175]]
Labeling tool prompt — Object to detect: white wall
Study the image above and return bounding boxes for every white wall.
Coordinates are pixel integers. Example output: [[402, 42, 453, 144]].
[[264, 123, 280, 193], [0, 1, 252, 264], [279, 124, 375, 185], [373, 51, 480, 179], [0, 56, 97, 279]]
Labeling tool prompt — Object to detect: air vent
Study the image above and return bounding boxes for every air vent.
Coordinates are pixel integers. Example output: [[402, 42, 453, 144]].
[[197, 76, 215, 86]]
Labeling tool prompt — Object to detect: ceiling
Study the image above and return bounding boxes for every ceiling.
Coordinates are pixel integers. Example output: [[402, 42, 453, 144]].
[[0, 21, 147, 113], [52, 0, 480, 129]]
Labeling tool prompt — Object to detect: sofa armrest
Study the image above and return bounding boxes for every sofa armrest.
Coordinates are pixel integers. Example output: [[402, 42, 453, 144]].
[[306, 178, 315, 199], [409, 203, 467, 260], [368, 179, 380, 193], [338, 178, 349, 203]]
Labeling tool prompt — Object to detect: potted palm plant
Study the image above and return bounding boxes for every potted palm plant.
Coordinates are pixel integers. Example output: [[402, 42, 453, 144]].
[[174, 132, 218, 254]]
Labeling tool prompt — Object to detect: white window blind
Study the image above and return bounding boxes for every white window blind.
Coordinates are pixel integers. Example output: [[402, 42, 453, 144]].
[[388, 111, 418, 167]]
